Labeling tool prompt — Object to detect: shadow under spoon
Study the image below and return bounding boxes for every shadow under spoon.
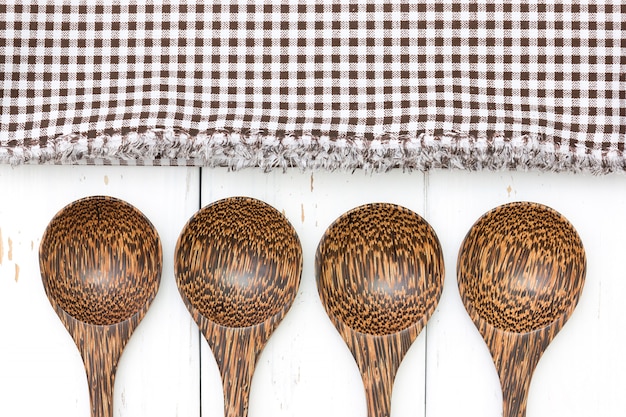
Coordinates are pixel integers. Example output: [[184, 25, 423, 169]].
[[39, 196, 162, 417], [175, 197, 302, 417], [315, 203, 444, 417], [457, 202, 586, 417]]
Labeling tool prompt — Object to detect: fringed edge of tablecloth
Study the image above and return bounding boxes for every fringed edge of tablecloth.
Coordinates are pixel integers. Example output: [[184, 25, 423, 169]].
[[1, 129, 625, 174]]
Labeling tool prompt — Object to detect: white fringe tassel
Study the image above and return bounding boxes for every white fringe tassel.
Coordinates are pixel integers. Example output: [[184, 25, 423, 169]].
[[0, 128, 624, 174]]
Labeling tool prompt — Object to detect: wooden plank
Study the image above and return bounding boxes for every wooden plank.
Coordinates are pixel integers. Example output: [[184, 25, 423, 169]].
[[2, 164, 625, 417], [0, 165, 201, 417]]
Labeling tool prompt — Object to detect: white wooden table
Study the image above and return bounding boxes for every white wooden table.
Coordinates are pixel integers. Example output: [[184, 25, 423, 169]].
[[0, 165, 623, 416]]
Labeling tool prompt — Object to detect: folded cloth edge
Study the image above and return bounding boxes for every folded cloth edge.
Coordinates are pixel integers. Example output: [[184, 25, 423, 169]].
[[1, 129, 624, 175]]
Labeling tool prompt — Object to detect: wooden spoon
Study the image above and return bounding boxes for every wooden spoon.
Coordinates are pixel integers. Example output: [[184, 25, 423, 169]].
[[39, 196, 162, 417], [315, 203, 444, 417], [174, 197, 302, 417], [457, 202, 586, 417]]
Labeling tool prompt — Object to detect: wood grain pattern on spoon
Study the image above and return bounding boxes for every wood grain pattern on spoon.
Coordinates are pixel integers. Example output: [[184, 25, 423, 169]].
[[457, 202, 586, 417], [316, 203, 444, 417], [40, 196, 162, 417], [175, 196, 302, 417]]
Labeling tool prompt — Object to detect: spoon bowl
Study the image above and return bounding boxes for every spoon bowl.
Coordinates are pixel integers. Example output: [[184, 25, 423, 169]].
[[39, 196, 162, 417], [316, 203, 444, 417], [457, 202, 586, 417], [175, 197, 302, 417]]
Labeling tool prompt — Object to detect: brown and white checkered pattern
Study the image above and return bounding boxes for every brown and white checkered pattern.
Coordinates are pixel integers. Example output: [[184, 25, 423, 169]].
[[0, 1, 624, 170]]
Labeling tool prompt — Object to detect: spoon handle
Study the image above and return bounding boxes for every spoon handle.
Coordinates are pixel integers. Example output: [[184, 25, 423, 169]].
[[347, 330, 416, 417], [58, 309, 134, 417], [202, 323, 268, 417], [80, 332, 122, 417], [78, 323, 133, 417], [487, 328, 555, 417]]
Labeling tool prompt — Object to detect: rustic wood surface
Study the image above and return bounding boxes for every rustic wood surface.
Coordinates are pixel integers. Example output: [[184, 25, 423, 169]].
[[316, 203, 444, 417], [39, 196, 163, 417], [175, 196, 303, 417], [2, 167, 626, 417], [457, 202, 586, 417]]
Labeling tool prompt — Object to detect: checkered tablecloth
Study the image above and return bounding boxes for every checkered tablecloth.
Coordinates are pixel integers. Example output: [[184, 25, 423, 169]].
[[1, 1, 624, 172]]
